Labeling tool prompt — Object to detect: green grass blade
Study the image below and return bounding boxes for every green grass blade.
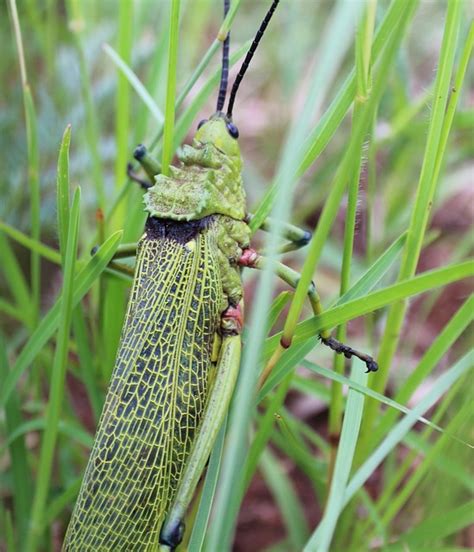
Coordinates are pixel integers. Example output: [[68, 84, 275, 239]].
[[161, 0, 180, 176], [281, 0, 418, 348], [305, 361, 367, 551], [260, 448, 310, 550], [65, 0, 105, 208], [57, 125, 72, 258], [103, 42, 164, 125], [23, 86, 41, 328], [0, 232, 33, 318], [250, 0, 417, 231], [0, 230, 123, 408], [9, 0, 41, 327], [0, 222, 61, 265], [3, 418, 94, 453], [113, 0, 134, 200], [386, 500, 474, 550], [301, 361, 465, 442], [72, 304, 103, 422], [43, 478, 83, 528], [26, 186, 81, 550], [380, 398, 473, 527], [335, 232, 406, 305]]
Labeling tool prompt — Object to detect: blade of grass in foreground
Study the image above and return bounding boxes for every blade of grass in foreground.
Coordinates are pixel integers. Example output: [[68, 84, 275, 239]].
[[304, 360, 367, 552], [26, 187, 81, 551], [161, 0, 180, 176], [0, 230, 123, 408], [56, 125, 72, 258]]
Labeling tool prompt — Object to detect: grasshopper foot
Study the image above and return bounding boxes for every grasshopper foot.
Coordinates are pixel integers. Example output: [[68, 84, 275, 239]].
[[321, 335, 378, 373]]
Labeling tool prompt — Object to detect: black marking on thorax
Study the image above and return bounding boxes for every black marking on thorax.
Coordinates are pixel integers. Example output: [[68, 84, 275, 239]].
[[145, 215, 215, 244]]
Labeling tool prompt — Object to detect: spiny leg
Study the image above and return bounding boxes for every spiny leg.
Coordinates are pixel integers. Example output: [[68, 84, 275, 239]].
[[246, 213, 312, 254], [158, 306, 243, 551], [127, 144, 161, 190], [239, 248, 378, 386]]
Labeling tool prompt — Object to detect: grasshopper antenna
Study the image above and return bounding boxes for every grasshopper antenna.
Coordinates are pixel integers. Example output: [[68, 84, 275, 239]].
[[216, 0, 230, 112], [226, 0, 280, 120]]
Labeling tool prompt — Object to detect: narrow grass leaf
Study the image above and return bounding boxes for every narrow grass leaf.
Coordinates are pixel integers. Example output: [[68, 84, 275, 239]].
[[43, 478, 82, 527], [305, 360, 367, 551], [260, 448, 309, 550], [335, 232, 406, 305], [103, 43, 164, 125], [26, 187, 81, 549], [0, 232, 33, 318], [302, 361, 467, 442], [386, 500, 474, 550], [56, 125, 72, 258], [161, 0, 180, 175], [370, 295, 474, 447], [72, 305, 103, 422], [0, 222, 62, 265]]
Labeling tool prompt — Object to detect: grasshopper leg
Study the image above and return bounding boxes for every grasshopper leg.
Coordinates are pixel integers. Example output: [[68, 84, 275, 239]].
[[246, 213, 312, 254], [239, 248, 378, 385], [158, 306, 243, 551]]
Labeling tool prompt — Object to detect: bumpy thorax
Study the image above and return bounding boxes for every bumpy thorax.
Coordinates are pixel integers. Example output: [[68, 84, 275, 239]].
[[144, 124, 245, 222]]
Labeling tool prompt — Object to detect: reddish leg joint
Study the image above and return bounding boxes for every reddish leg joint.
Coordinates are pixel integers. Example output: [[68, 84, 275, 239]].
[[221, 304, 244, 335], [239, 247, 259, 268]]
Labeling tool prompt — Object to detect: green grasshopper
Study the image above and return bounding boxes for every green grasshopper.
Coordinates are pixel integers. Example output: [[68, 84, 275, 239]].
[[64, 1, 377, 549]]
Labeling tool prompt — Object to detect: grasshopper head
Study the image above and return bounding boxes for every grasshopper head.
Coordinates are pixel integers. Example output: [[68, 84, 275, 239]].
[[195, 114, 240, 159]]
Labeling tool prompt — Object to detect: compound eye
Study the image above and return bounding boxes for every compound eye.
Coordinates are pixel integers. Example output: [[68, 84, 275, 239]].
[[197, 119, 207, 130], [226, 121, 239, 139]]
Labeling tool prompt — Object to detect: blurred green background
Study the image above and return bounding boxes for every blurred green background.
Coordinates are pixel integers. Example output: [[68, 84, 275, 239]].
[[0, 1, 473, 551]]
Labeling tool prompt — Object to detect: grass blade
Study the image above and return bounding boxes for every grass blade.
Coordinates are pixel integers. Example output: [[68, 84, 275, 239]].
[[305, 361, 367, 551], [26, 187, 81, 550], [161, 0, 181, 175], [57, 125, 72, 258]]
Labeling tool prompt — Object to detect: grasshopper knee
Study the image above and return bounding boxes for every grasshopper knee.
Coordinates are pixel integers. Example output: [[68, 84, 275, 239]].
[[134, 143, 147, 160], [159, 519, 185, 550], [297, 230, 312, 247]]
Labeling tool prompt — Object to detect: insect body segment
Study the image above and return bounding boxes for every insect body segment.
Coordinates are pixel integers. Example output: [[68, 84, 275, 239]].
[[145, 117, 245, 222]]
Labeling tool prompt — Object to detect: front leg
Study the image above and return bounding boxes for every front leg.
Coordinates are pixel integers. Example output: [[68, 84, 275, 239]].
[[246, 213, 312, 254], [239, 248, 378, 385]]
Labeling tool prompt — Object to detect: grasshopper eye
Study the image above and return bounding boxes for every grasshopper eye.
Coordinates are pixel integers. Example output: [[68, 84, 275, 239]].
[[197, 119, 207, 130], [226, 121, 239, 139]]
